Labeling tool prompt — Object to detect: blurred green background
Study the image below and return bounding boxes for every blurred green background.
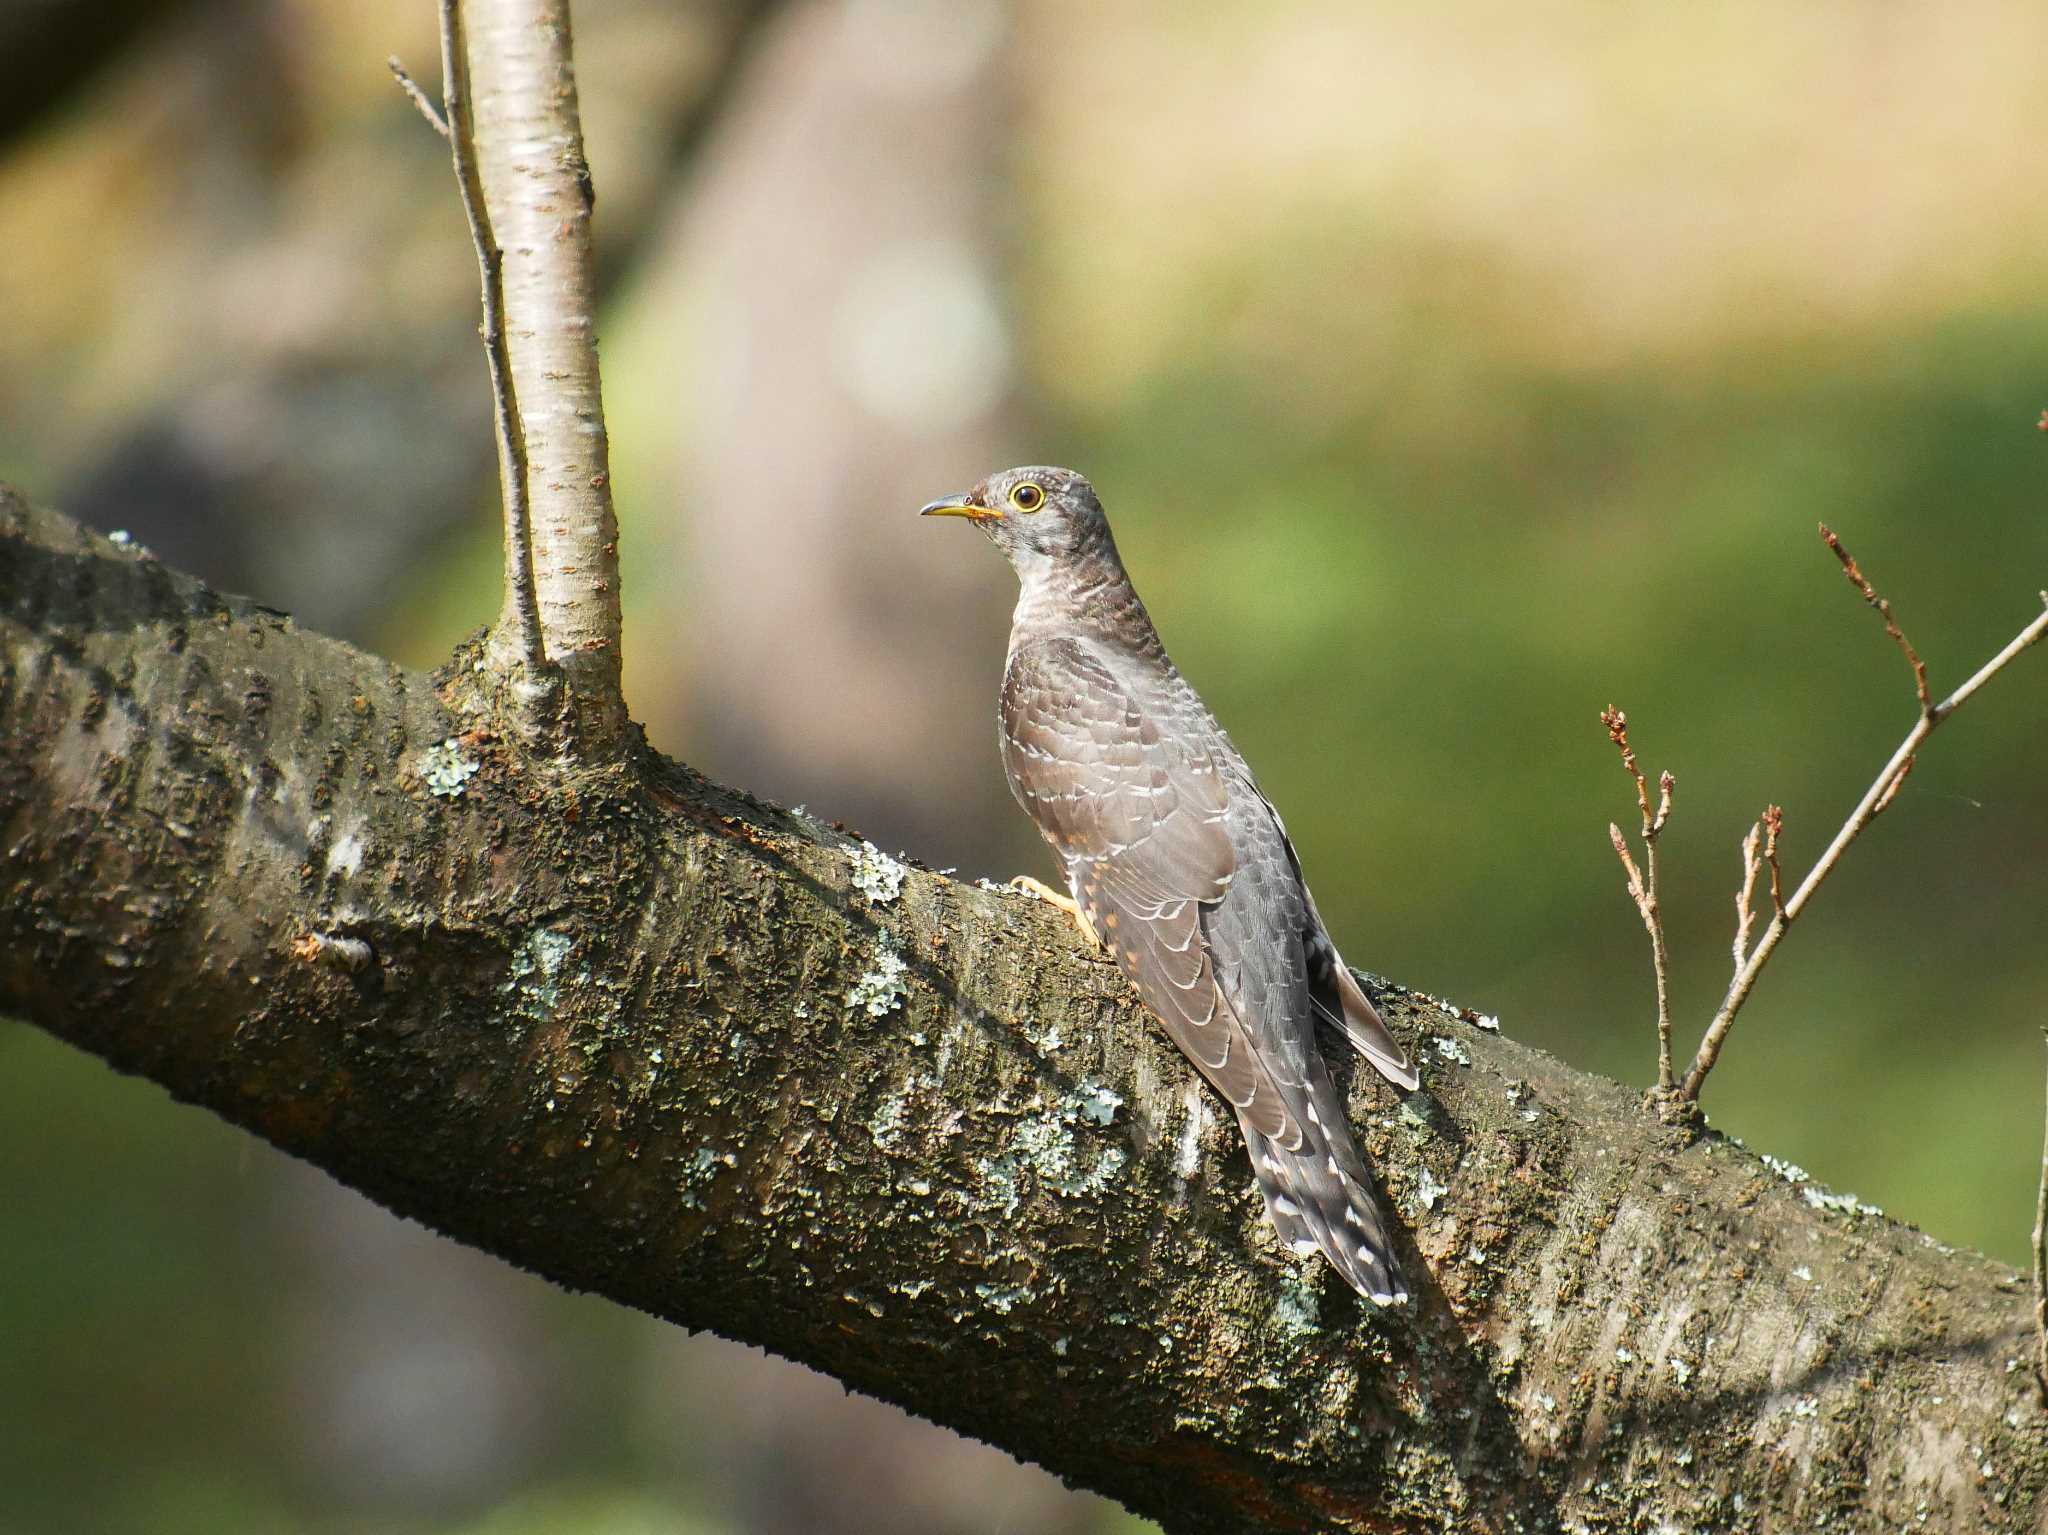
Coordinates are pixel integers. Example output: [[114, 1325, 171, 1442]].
[[3, 1, 2045, 1531]]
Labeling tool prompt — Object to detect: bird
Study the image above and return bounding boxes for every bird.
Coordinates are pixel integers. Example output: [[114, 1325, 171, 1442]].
[[923, 466, 1420, 1304]]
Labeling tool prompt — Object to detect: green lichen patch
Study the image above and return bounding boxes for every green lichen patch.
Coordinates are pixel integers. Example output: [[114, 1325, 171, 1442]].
[[846, 938, 910, 1018], [503, 928, 575, 1026], [1076, 1077, 1122, 1125], [849, 841, 907, 905], [417, 736, 480, 798], [973, 1089, 1129, 1217], [865, 1089, 909, 1150], [1269, 1274, 1323, 1342], [973, 1281, 1036, 1315]]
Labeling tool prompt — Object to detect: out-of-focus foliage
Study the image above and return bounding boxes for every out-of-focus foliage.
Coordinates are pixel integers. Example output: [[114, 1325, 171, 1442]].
[[3, 1, 2045, 1532]]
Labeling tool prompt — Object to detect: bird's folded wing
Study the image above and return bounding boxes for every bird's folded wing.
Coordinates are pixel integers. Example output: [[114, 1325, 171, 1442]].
[[1285, 854, 1419, 1092], [1002, 639, 1299, 1145], [1323, 961, 1419, 1091]]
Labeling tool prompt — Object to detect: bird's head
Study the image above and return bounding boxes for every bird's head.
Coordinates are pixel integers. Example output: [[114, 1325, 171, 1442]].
[[920, 466, 1113, 579]]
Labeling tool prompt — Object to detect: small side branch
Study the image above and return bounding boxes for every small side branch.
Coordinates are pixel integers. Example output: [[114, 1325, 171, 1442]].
[[1732, 819, 1761, 973], [439, 0, 546, 683], [394, 10, 546, 683], [1761, 804, 1784, 919], [1681, 551, 2048, 1101], [387, 57, 450, 138], [1822, 522, 1930, 715], [1602, 708, 1676, 1093]]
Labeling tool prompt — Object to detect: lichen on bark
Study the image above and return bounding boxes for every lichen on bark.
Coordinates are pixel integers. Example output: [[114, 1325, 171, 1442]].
[[1, 488, 2042, 1533]]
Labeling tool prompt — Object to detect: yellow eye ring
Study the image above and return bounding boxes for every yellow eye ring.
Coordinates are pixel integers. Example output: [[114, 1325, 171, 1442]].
[[1009, 481, 1046, 513]]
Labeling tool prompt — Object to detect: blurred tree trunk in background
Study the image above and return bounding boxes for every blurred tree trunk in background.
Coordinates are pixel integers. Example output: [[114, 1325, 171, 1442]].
[[598, 3, 1107, 1527], [638, 0, 1021, 863], [0, 0, 208, 142]]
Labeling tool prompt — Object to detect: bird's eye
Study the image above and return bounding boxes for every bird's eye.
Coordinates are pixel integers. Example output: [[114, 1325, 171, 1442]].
[[1008, 481, 1046, 513]]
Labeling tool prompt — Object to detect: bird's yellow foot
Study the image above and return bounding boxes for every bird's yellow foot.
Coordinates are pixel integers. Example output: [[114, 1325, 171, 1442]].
[[1007, 875, 1104, 951]]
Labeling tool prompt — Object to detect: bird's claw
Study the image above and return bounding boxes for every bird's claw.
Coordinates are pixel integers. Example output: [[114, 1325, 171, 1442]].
[[1006, 875, 1105, 953]]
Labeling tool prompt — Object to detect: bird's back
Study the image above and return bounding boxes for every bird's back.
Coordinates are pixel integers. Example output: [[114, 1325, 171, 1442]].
[[1000, 625, 1411, 1301]]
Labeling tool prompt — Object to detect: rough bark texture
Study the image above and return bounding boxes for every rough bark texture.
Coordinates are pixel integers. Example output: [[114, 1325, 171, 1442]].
[[2, 488, 2042, 1534]]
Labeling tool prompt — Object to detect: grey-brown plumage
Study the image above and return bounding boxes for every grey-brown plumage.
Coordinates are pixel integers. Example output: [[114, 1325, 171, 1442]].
[[923, 466, 1420, 1303]]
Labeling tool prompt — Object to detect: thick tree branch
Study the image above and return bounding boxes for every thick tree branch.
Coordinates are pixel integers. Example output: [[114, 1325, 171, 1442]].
[[2, 491, 2043, 1533]]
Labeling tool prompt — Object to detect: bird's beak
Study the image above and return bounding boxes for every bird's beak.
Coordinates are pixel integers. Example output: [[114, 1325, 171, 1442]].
[[920, 495, 1003, 522]]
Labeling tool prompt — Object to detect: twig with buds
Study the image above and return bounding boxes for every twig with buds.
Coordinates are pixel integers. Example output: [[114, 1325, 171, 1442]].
[[1601, 708, 1677, 1092], [1604, 523, 2048, 1109], [1684, 542, 2048, 1100], [1822, 524, 1930, 715]]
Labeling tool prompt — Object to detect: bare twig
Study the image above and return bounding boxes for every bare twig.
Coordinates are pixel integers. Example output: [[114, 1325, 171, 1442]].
[[422, 2, 545, 677], [1602, 708, 1676, 1091], [1761, 804, 1784, 919], [1732, 819, 1761, 973], [2036, 1029, 2048, 1403], [1603, 705, 1652, 823], [1608, 822, 1646, 907], [1728, 810, 1782, 1008], [386, 56, 450, 138], [1927, 592, 2048, 719], [1822, 523, 1931, 715], [1680, 574, 2048, 1101], [395, 24, 543, 675], [1871, 755, 1913, 817]]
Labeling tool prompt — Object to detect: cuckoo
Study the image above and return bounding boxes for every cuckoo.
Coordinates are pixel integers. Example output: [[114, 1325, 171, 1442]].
[[923, 466, 1420, 1304]]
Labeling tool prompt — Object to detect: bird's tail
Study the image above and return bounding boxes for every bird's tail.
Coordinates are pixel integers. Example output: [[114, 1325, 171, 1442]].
[[1239, 1084, 1408, 1306]]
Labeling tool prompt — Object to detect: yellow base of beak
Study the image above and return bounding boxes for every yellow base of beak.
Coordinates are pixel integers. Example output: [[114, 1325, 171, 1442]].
[[920, 497, 1003, 522]]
